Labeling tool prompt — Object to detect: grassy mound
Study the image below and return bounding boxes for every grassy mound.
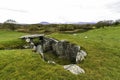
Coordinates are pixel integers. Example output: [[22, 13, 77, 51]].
[[0, 30, 27, 49]]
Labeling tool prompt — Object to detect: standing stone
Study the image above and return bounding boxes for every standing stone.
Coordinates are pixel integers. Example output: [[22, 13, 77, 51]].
[[76, 50, 87, 63], [36, 44, 44, 59]]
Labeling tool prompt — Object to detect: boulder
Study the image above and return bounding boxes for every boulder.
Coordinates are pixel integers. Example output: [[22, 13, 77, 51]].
[[63, 64, 85, 75]]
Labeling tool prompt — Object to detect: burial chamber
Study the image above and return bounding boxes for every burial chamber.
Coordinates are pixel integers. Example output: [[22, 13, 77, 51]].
[[20, 34, 87, 63]]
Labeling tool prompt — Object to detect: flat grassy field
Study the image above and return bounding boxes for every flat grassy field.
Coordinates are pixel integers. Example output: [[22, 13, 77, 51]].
[[0, 26, 120, 80]]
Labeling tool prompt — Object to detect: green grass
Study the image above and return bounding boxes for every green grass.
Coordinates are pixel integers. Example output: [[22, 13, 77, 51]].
[[0, 49, 77, 80], [0, 30, 27, 49], [49, 26, 120, 80], [0, 26, 120, 80]]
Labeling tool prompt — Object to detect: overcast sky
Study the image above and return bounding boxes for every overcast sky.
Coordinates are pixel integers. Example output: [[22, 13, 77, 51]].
[[0, 0, 120, 23]]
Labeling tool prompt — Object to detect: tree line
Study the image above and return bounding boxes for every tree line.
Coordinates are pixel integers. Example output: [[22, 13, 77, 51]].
[[0, 19, 120, 33]]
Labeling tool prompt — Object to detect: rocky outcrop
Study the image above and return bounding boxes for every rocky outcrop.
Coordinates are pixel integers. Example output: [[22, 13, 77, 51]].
[[42, 38, 87, 63], [20, 34, 87, 63]]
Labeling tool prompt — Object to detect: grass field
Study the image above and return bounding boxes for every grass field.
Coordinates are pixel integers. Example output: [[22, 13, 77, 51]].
[[0, 26, 120, 80], [0, 30, 27, 49], [49, 26, 120, 79]]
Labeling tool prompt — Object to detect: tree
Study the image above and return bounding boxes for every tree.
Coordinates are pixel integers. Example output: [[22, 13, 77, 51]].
[[1, 19, 17, 30], [28, 25, 39, 31], [114, 19, 120, 25], [58, 24, 74, 31], [95, 20, 113, 28]]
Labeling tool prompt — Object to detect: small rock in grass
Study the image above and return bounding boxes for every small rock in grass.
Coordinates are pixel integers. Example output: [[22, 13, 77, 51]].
[[64, 64, 85, 75], [48, 60, 56, 64]]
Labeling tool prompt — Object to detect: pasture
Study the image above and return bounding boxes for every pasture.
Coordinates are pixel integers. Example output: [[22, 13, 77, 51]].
[[0, 26, 120, 80]]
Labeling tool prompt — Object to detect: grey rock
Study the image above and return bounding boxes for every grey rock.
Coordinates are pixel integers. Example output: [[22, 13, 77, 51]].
[[25, 38, 31, 43], [76, 50, 87, 63], [20, 34, 44, 39], [63, 64, 85, 75], [30, 42, 36, 51], [80, 50, 87, 57], [48, 60, 56, 64], [36, 45, 44, 59]]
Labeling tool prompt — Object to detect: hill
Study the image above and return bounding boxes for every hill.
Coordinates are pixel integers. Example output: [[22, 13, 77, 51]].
[[39, 21, 50, 25]]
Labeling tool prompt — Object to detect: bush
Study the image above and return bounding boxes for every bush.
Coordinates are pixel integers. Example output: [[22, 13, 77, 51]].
[[58, 24, 75, 31], [28, 25, 39, 31], [2, 23, 16, 30], [95, 20, 113, 28], [44, 27, 57, 33]]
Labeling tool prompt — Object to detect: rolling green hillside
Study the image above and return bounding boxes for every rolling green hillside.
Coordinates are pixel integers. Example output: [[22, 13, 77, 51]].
[[0, 26, 120, 80], [49, 26, 120, 79]]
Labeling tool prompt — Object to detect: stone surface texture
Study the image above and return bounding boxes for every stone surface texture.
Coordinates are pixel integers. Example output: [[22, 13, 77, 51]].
[[63, 64, 85, 75]]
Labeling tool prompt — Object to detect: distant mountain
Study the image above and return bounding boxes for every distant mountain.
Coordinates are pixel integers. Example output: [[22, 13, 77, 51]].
[[39, 21, 50, 25], [52, 22, 96, 24], [75, 22, 96, 24], [37, 21, 96, 25]]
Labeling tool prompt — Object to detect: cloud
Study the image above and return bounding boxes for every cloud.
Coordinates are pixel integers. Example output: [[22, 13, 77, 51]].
[[0, 7, 28, 13], [107, 1, 120, 13], [0, 0, 120, 23]]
